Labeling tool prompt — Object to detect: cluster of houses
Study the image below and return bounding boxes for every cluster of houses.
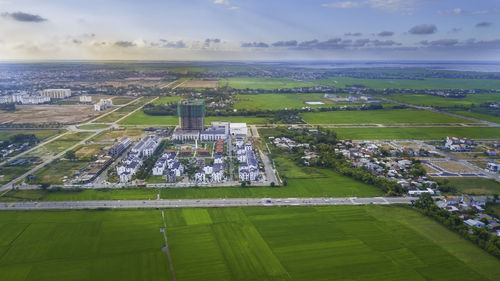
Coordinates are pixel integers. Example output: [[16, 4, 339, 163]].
[[336, 140, 439, 194], [439, 195, 500, 236], [270, 137, 310, 150], [236, 138, 260, 181], [194, 139, 227, 183], [444, 136, 474, 152], [117, 135, 161, 182], [152, 150, 184, 182], [486, 162, 500, 173], [0, 142, 31, 158]]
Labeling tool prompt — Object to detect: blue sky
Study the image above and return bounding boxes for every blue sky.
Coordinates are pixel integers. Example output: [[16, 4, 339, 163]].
[[0, 0, 499, 60]]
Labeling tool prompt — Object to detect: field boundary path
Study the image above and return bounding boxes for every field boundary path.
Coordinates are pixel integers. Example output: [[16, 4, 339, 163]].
[[0, 196, 420, 210], [114, 96, 159, 125], [160, 210, 177, 281]]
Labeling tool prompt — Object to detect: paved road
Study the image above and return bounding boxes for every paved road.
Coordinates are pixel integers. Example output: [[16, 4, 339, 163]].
[[0, 196, 417, 210]]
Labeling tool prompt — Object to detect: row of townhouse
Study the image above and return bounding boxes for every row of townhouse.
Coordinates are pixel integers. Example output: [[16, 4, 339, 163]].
[[152, 150, 184, 182], [237, 142, 259, 181], [445, 136, 474, 152], [116, 135, 161, 182]]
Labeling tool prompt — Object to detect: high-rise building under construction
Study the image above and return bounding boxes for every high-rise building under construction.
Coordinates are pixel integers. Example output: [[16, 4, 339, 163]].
[[177, 99, 205, 131]]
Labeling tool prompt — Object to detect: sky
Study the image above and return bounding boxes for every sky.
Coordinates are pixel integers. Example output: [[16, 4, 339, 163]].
[[0, 0, 499, 61]]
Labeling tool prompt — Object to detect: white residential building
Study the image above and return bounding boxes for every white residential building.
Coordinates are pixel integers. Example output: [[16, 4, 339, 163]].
[[41, 89, 71, 99]]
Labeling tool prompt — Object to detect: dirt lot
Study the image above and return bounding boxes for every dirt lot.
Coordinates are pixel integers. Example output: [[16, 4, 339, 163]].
[[432, 161, 478, 173], [422, 163, 439, 174], [181, 79, 218, 88], [92, 128, 146, 142], [75, 144, 105, 159], [0, 105, 104, 124]]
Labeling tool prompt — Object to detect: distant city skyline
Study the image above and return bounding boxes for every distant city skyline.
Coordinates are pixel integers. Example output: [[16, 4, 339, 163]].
[[1, 0, 499, 60]]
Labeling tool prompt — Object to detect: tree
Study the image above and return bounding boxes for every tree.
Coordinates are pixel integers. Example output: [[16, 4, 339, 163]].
[[65, 150, 76, 160], [270, 182, 275, 187], [415, 193, 433, 209]]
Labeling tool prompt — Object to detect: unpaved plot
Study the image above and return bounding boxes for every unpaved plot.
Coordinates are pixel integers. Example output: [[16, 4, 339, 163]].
[[432, 161, 478, 173], [0, 105, 104, 124]]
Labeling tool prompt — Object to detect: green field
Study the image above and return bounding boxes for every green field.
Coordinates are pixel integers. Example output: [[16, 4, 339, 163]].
[[219, 77, 313, 90], [26, 132, 94, 158], [30, 159, 89, 185], [92, 97, 152, 123], [0, 129, 62, 142], [314, 77, 500, 90], [449, 110, 500, 124], [234, 93, 336, 111], [153, 96, 182, 105], [120, 111, 271, 126], [388, 93, 500, 108], [0, 206, 498, 281], [300, 109, 470, 124], [332, 127, 500, 140], [442, 177, 500, 195], [77, 124, 110, 130]]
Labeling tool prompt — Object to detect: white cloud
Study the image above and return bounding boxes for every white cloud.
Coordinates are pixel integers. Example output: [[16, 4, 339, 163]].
[[214, 0, 230, 4], [322, 0, 442, 12]]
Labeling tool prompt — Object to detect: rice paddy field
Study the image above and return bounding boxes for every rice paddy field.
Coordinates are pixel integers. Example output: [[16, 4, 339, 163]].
[[332, 127, 500, 140], [300, 109, 470, 124], [234, 93, 336, 111], [313, 77, 500, 90], [387, 93, 500, 108], [219, 77, 313, 90], [0, 206, 498, 281], [449, 110, 500, 124]]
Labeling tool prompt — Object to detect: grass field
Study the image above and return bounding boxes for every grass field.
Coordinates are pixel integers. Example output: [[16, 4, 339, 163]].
[[120, 111, 271, 126], [234, 93, 335, 111], [389, 93, 500, 108], [92, 128, 146, 142], [77, 124, 110, 130], [442, 177, 500, 195], [449, 110, 500, 124], [332, 127, 500, 140], [30, 159, 89, 185], [153, 96, 182, 105], [219, 77, 313, 90], [300, 109, 470, 124], [314, 77, 500, 90], [0, 129, 62, 142], [92, 97, 152, 123], [26, 132, 93, 158], [111, 96, 136, 105], [0, 206, 498, 281]]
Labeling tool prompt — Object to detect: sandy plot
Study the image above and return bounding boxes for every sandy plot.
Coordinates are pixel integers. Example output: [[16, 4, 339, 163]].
[[181, 79, 218, 88], [93, 128, 146, 142], [432, 161, 478, 173], [75, 145, 104, 158], [0, 105, 103, 124]]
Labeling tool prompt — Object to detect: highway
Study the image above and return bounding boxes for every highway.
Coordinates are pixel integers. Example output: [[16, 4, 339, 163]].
[[0, 196, 417, 210]]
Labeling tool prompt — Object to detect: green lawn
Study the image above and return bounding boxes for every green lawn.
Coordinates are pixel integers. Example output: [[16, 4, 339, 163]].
[[314, 77, 500, 90], [300, 109, 470, 124], [92, 97, 153, 123], [442, 177, 500, 195], [389, 93, 500, 108], [234, 93, 336, 111], [219, 77, 313, 90], [332, 127, 500, 140], [153, 96, 182, 105], [449, 110, 500, 124], [119, 111, 271, 126], [1, 206, 497, 281]]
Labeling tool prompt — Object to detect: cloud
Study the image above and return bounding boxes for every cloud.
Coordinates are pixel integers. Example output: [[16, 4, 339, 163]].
[[114, 41, 136, 48], [204, 38, 221, 47], [321, 1, 363, 8], [1, 11, 47, 22], [241, 42, 269, 48], [420, 39, 458, 47], [160, 40, 186, 48], [409, 24, 437, 35], [72, 39, 82, 45], [475, 22, 492, 28], [377, 31, 394, 37], [448, 28, 461, 34], [345, 32, 362, 37], [272, 40, 298, 47], [439, 8, 463, 15], [214, 0, 229, 4], [371, 39, 401, 46]]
